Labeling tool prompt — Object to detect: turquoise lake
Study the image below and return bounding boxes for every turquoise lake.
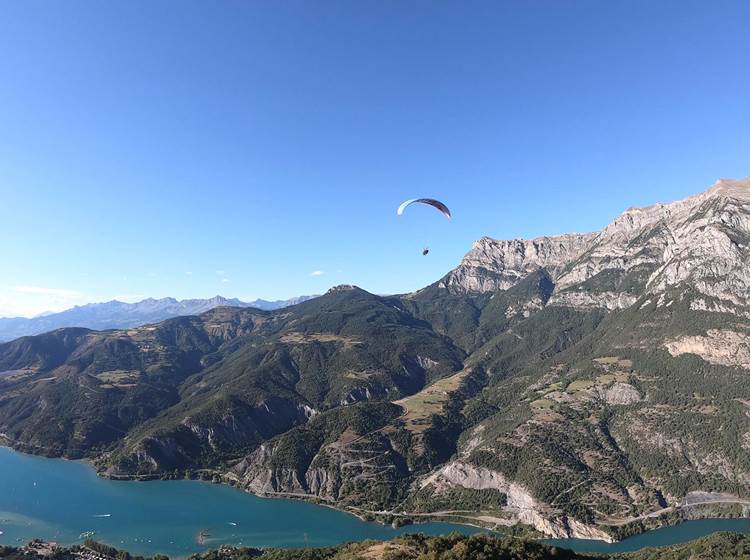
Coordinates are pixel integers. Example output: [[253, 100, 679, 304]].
[[544, 517, 750, 554], [2, 446, 750, 556], [0, 447, 475, 556]]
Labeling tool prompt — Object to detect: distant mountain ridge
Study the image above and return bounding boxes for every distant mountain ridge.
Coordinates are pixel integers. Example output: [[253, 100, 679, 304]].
[[0, 294, 317, 342]]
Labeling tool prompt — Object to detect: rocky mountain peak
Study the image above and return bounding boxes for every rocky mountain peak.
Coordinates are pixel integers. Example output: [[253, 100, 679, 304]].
[[705, 177, 750, 201], [438, 232, 595, 294], [441, 177, 750, 311], [326, 284, 361, 293]]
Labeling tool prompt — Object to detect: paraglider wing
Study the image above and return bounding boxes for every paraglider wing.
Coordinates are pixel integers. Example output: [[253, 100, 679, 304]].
[[396, 198, 451, 219]]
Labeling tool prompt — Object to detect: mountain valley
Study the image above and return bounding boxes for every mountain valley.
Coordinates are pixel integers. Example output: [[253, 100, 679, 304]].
[[2, 178, 750, 542]]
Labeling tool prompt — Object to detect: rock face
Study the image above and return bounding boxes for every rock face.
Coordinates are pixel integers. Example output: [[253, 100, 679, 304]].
[[595, 382, 642, 405], [225, 402, 413, 510], [419, 461, 613, 541], [439, 234, 595, 294], [665, 329, 750, 370], [441, 178, 750, 312]]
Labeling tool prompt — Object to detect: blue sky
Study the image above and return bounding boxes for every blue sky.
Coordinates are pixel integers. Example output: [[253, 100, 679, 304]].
[[1, 1, 749, 317]]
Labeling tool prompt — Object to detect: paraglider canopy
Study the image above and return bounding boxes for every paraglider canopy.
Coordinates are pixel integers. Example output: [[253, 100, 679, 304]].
[[396, 198, 451, 219]]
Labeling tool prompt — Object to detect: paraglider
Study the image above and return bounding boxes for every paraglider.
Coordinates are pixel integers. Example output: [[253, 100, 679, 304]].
[[397, 198, 451, 256], [396, 198, 451, 219]]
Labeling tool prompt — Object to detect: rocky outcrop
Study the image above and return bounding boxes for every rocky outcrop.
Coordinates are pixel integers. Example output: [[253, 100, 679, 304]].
[[594, 382, 642, 405], [229, 444, 310, 495], [549, 291, 638, 310], [227, 424, 410, 508], [439, 178, 750, 312], [439, 234, 595, 294], [419, 461, 614, 541], [664, 329, 750, 369], [622, 418, 750, 485]]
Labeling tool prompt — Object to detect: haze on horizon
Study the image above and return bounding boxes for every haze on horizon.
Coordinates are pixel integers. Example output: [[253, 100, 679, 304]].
[[1, 1, 749, 318]]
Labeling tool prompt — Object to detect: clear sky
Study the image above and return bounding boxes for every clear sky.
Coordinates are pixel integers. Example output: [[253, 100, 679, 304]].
[[1, 1, 749, 317]]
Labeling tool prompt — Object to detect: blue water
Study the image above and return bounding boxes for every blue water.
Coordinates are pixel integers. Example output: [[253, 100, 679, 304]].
[[545, 517, 750, 554], [0, 447, 476, 556], [2, 447, 750, 557]]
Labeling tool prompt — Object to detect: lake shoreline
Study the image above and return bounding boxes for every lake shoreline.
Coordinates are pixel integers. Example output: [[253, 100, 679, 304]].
[[96, 457, 750, 547], [0, 446, 477, 556], [2, 445, 750, 555]]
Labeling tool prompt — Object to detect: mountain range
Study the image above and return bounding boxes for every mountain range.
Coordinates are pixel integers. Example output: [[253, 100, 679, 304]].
[[2, 178, 750, 542], [0, 295, 317, 342]]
